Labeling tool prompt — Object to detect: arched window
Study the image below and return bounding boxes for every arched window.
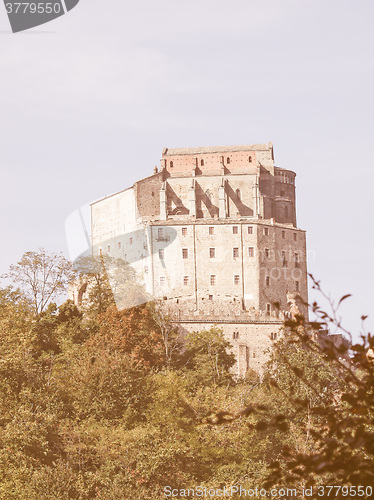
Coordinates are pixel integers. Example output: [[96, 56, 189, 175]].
[[236, 189, 241, 201], [248, 156, 252, 163], [170, 161, 174, 168], [201, 159, 204, 166], [227, 157, 231, 164]]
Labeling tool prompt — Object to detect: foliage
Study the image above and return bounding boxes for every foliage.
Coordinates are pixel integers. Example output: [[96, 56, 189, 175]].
[[0, 259, 372, 498]]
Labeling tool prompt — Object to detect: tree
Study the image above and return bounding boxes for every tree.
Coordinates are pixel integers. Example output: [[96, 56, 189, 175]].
[[181, 327, 236, 388], [147, 301, 182, 370], [74, 255, 149, 317], [4, 249, 75, 316]]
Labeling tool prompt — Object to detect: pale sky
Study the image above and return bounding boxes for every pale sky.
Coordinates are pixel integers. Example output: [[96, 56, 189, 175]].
[[1, 0, 373, 338]]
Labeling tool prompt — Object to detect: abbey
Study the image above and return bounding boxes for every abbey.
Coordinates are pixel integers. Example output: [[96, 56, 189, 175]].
[[86, 142, 308, 375]]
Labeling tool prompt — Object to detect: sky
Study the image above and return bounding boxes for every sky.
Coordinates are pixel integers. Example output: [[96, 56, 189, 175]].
[[0, 0, 373, 339]]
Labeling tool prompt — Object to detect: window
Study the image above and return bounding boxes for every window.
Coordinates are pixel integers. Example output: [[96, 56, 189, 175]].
[[294, 253, 300, 268], [282, 230, 286, 239], [233, 332, 239, 340], [233, 247, 239, 258], [170, 161, 173, 168], [210, 275, 216, 286], [285, 206, 289, 218], [264, 227, 269, 236], [209, 248, 215, 258], [158, 228, 164, 238], [182, 248, 188, 259], [282, 251, 287, 266], [295, 281, 300, 291], [281, 190, 285, 197], [265, 248, 270, 258], [201, 159, 204, 166], [159, 249, 164, 259], [233, 226, 238, 234], [118, 242, 121, 250], [266, 303, 271, 315], [234, 275, 240, 285], [248, 156, 252, 163], [183, 276, 189, 286], [293, 233, 297, 241], [227, 157, 231, 164], [208, 294, 213, 300], [236, 189, 241, 201], [265, 276, 270, 287], [182, 227, 187, 236], [248, 247, 254, 257], [160, 276, 165, 285], [129, 237, 133, 245], [209, 226, 214, 235], [107, 245, 110, 252], [271, 332, 277, 340], [248, 226, 253, 234]]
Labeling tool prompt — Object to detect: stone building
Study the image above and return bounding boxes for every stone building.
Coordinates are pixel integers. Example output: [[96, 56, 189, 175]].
[[76, 142, 308, 375]]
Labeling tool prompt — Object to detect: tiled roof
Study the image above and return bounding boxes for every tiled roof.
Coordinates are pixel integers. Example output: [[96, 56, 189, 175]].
[[163, 142, 272, 156]]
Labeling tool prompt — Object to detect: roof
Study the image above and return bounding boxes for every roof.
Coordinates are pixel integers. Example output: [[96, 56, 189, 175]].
[[163, 142, 273, 156]]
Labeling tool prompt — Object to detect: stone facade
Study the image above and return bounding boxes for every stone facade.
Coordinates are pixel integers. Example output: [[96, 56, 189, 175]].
[[74, 143, 308, 376]]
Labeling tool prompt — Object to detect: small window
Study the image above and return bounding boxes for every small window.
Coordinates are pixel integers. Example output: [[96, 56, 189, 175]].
[[233, 247, 239, 258], [282, 230, 286, 239], [160, 276, 165, 285], [233, 332, 239, 340], [264, 227, 269, 236], [253, 352, 256, 358], [182, 227, 187, 236], [265, 276, 270, 287], [249, 156, 252, 163], [107, 245, 110, 253], [248, 226, 253, 234], [208, 294, 213, 300], [118, 242, 121, 250], [248, 247, 254, 257], [266, 303, 271, 315], [282, 251, 287, 266], [295, 281, 300, 292], [209, 227, 214, 235], [294, 253, 300, 268], [227, 157, 230, 164], [129, 238, 133, 245], [182, 249, 188, 259], [236, 189, 241, 201], [170, 161, 174, 168], [209, 248, 215, 258], [233, 226, 238, 234], [159, 249, 164, 259], [271, 332, 277, 340], [265, 248, 270, 258], [234, 275, 240, 285], [210, 275, 216, 286], [281, 190, 285, 197], [183, 276, 189, 286], [201, 159, 204, 166], [293, 233, 297, 241]]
